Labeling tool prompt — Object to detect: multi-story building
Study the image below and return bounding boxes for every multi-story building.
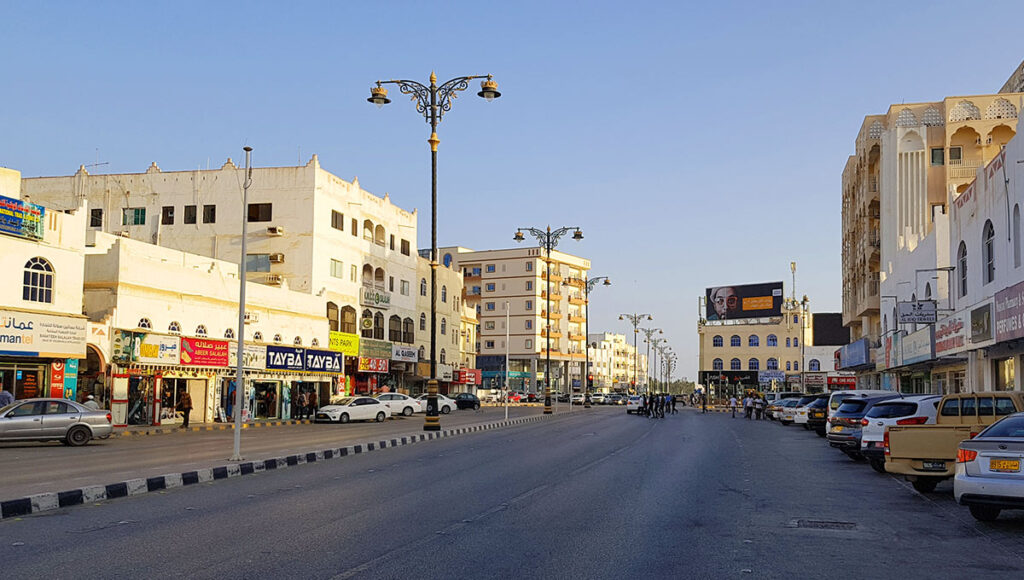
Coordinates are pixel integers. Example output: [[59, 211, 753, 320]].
[[586, 332, 648, 393], [412, 254, 477, 395], [439, 245, 590, 393], [841, 92, 1022, 388]]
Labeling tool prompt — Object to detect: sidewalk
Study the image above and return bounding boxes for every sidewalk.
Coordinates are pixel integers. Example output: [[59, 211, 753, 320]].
[[112, 418, 313, 438]]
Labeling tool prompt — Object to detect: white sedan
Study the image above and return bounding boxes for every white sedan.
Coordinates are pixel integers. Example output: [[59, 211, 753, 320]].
[[315, 396, 389, 424], [375, 393, 423, 416], [415, 393, 455, 414]]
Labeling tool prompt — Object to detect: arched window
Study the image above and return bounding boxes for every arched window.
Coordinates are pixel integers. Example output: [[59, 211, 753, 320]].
[[361, 309, 374, 338], [403, 317, 414, 343], [311, 338, 319, 347], [273, 334, 283, 344], [23, 257, 54, 303], [809, 359, 821, 371], [712, 358, 723, 370], [195, 325, 208, 337], [293, 336, 302, 346], [793, 315, 799, 324], [713, 335, 723, 347], [767, 334, 778, 347], [958, 241, 968, 297], [786, 337, 791, 347], [767, 358, 779, 370], [443, 253, 452, 267], [420, 313, 427, 331], [168, 321, 181, 334], [441, 285, 448, 303], [374, 224, 385, 246], [441, 318, 447, 335], [373, 311, 385, 340], [925, 283, 932, 300], [730, 358, 741, 370], [748, 358, 760, 371], [983, 220, 995, 285], [748, 335, 759, 347], [327, 302, 339, 332], [786, 361, 791, 371], [418, 345, 426, 360], [730, 335, 741, 347], [420, 278, 428, 296], [440, 348, 447, 364], [793, 338, 799, 347], [138, 318, 152, 330], [253, 331, 263, 342], [389, 315, 402, 342], [224, 328, 235, 339], [362, 264, 374, 286], [794, 361, 799, 371], [363, 219, 374, 241], [374, 267, 385, 286], [341, 306, 357, 334]]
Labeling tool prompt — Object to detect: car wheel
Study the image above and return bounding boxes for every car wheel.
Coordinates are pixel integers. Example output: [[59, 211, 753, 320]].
[[911, 477, 939, 493], [376, 412, 386, 423], [802, 424, 810, 430], [969, 504, 1001, 522], [473, 403, 480, 410], [339, 413, 350, 424], [869, 459, 886, 474], [66, 426, 91, 447], [441, 405, 451, 414], [815, 428, 826, 438], [402, 406, 413, 417]]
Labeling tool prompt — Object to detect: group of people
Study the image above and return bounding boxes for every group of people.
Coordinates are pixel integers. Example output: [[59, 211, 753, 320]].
[[728, 393, 768, 420], [636, 393, 677, 418], [293, 390, 317, 420]]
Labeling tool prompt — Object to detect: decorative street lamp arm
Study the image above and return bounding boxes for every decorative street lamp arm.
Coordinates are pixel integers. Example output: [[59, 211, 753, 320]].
[[377, 75, 492, 124], [517, 226, 580, 251], [586, 276, 610, 293]]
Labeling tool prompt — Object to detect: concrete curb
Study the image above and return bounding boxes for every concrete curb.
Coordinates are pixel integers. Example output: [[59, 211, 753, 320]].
[[0, 414, 550, 520], [111, 419, 314, 438]]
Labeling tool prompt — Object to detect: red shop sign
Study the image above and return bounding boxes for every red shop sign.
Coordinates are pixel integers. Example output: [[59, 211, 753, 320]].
[[180, 338, 229, 367], [358, 357, 389, 373]]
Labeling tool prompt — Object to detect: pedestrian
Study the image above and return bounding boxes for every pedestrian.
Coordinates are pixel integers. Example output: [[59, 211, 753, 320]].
[[671, 394, 678, 414], [743, 395, 753, 419], [0, 384, 14, 407], [659, 395, 666, 418], [753, 396, 764, 420], [729, 395, 738, 418], [307, 391, 317, 419], [82, 394, 100, 411], [178, 390, 193, 428]]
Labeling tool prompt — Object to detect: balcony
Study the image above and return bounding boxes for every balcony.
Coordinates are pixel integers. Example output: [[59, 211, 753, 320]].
[[541, 329, 563, 339], [568, 296, 586, 305], [541, 271, 564, 283], [540, 291, 563, 301], [568, 315, 585, 323], [569, 333, 586, 341], [563, 277, 586, 288], [948, 158, 983, 180], [541, 310, 563, 320]]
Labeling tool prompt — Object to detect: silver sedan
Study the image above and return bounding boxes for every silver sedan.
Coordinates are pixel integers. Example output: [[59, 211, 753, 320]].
[[0, 398, 113, 446], [955, 412, 1024, 521]]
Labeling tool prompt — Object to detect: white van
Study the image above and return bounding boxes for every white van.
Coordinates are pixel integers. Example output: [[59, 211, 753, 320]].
[[826, 389, 893, 421]]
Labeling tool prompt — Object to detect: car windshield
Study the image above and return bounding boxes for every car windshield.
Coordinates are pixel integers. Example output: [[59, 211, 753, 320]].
[[866, 402, 918, 418], [797, 396, 817, 405], [808, 399, 827, 409], [830, 394, 853, 410], [980, 416, 1024, 438], [329, 396, 354, 406], [837, 400, 868, 414]]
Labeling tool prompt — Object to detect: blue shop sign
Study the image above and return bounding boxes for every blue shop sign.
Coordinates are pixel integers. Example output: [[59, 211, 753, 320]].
[[838, 338, 870, 369], [266, 346, 305, 371], [304, 349, 344, 373]]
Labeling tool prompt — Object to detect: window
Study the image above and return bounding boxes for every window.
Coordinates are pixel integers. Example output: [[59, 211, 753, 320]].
[[331, 211, 344, 231], [486, 264, 495, 273], [401, 239, 410, 255], [786, 338, 791, 347], [401, 280, 410, 296], [161, 206, 174, 225], [930, 148, 944, 165], [958, 241, 968, 297], [23, 257, 54, 303], [484, 321, 495, 330], [486, 283, 495, 292], [525, 339, 533, 349], [793, 361, 799, 371], [224, 328, 235, 339], [712, 358, 723, 370], [311, 338, 319, 347], [525, 262, 533, 272], [786, 361, 791, 371], [525, 300, 533, 310], [420, 313, 427, 331], [440, 349, 446, 364], [485, 340, 495, 349], [441, 286, 448, 302], [983, 220, 995, 285], [441, 318, 447, 335], [1015, 205, 1021, 269], [203, 205, 216, 224], [486, 302, 496, 311], [351, 218, 357, 236], [748, 358, 759, 371], [350, 265, 357, 282], [246, 254, 271, 272], [138, 318, 152, 330], [389, 315, 402, 342], [712, 335, 723, 347], [767, 334, 777, 347], [793, 338, 799, 347], [330, 259, 344, 278], [793, 315, 799, 324], [420, 278, 427, 296], [525, 320, 533, 330], [730, 335, 740, 347], [418, 346, 426, 360], [389, 276, 394, 292], [809, 359, 821, 371], [996, 397, 1016, 416], [247, 203, 272, 222], [363, 220, 373, 241], [390, 234, 396, 250], [168, 321, 181, 334], [253, 331, 264, 342], [122, 207, 146, 225], [184, 205, 197, 224], [195, 325, 208, 337], [940, 398, 960, 417], [766, 358, 779, 370], [526, 281, 533, 291], [90, 208, 103, 227], [949, 146, 962, 162], [730, 358, 741, 370], [374, 312, 384, 340], [403, 318, 414, 343], [274, 334, 283, 344], [748, 335, 759, 347]]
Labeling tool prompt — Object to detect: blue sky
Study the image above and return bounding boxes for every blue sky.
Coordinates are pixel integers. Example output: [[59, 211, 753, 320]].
[[3, 1, 1023, 380]]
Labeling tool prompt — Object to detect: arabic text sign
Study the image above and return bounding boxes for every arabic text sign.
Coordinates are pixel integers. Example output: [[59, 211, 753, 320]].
[[0, 194, 45, 240], [180, 338, 229, 367], [935, 312, 968, 356], [897, 301, 937, 324], [228, 343, 267, 370], [0, 309, 86, 357], [135, 333, 180, 365]]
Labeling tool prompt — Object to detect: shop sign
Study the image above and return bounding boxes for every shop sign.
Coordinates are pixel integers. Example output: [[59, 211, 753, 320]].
[[828, 376, 857, 388], [438, 364, 454, 382], [837, 338, 870, 369], [482, 370, 531, 379], [49, 360, 66, 398], [0, 309, 87, 358], [266, 346, 305, 372], [228, 343, 266, 370], [358, 357, 389, 373], [360, 287, 392, 309], [972, 302, 993, 343], [180, 337, 229, 367], [995, 281, 1024, 342], [787, 375, 802, 385], [392, 344, 418, 362], [135, 333, 180, 365], [935, 312, 968, 356], [359, 338, 393, 359], [758, 370, 785, 383], [456, 369, 482, 385], [902, 326, 934, 365], [804, 373, 826, 387], [898, 300, 938, 324], [304, 349, 344, 373], [63, 358, 78, 400], [329, 331, 359, 356], [0, 194, 45, 240], [416, 362, 431, 378]]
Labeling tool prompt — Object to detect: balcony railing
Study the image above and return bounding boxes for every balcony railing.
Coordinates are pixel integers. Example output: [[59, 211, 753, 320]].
[[948, 158, 983, 179]]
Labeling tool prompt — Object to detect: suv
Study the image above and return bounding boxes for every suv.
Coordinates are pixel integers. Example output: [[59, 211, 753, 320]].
[[804, 396, 830, 436], [860, 395, 941, 473], [792, 394, 824, 428], [590, 392, 606, 405], [827, 394, 900, 459]]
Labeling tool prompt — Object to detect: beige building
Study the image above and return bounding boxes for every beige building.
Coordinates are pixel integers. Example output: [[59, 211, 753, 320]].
[[439, 245, 590, 393], [587, 332, 648, 392], [412, 255, 477, 394]]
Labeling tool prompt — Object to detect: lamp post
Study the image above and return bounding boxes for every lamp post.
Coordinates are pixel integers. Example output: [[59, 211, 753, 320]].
[[648, 338, 666, 392], [567, 275, 610, 408], [230, 146, 253, 461], [640, 327, 662, 392], [514, 226, 584, 414], [369, 72, 501, 431], [619, 313, 652, 393]]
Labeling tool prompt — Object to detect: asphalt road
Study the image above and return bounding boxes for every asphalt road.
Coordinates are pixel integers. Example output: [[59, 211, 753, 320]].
[[2, 408, 1024, 579]]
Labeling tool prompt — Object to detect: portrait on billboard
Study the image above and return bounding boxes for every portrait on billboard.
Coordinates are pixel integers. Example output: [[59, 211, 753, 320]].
[[706, 282, 784, 321]]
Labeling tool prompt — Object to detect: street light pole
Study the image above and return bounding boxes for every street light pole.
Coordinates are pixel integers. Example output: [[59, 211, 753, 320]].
[[649, 338, 666, 392], [640, 327, 662, 392], [619, 313, 652, 393], [575, 276, 610, 408], [369, 72, 501, 432], [230, 146, 253, 462], [515, 226, 584, 414]]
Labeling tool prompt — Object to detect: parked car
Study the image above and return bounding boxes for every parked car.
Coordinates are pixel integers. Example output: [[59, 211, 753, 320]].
[[776, 398, 802, 424], [589, 392, 606, 405], [0, 398, 112, 446], [506, 391, 523, 403], [792, 394, 823, 428], [525, 392, 540, 403], [315, 396, 389, 424], [606, 394, 625, 405], [805, 396, 830, 437], [571, 393, 585, 405], [375, 393, 423, 416], [626, 395, 644, 414], [827, 394, 900, 459], [955, 412, 1024, 521], [765, 391, 802, 406], [827, 389, 891, 422], [454, 393, 481, 410], [859, 395, 941, 473], [555, 393, 569, 403], [414, 393, 456, 414]]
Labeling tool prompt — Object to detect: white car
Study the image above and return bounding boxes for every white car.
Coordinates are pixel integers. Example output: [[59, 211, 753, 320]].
[[571, 393, 585, 405], [827, 389, 892, 422], [860, 394, 941, 473], [375, 393, 423, 416], [315, 396, 389, 424], [415, 393, 455, 414], [626, 395, 644, 414], [955, 412, 1024, 521]]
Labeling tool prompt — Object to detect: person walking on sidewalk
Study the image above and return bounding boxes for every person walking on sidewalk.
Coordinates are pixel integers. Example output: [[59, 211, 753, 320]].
[[671, 394, 678, 414], [178, 391, 193, 428], [729, 395, 738, 418], [743, 395, 753, 419], [0, 385, 15, 408], [753, 395, 764, 420]]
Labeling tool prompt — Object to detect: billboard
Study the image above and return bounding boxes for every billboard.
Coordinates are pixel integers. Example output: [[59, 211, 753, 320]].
[[897, 300, 937, 324], [705, 282, 784, 321]]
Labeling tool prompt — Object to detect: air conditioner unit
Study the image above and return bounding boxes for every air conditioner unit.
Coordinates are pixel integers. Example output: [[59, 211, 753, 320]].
[[269, 253, 285, 264], [118, 231, 131, 238], [266, 274, 284, 285], [267, 226, 285, 236], [243, 311, 259, 324]]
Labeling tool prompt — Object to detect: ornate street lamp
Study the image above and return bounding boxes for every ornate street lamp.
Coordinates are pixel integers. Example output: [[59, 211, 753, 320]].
[[619, 313, 652, 393], [515, 226, 583, 414], [640, 327, 662, 392], [566, 276, 610, 408], [369, 72, 501, 431]]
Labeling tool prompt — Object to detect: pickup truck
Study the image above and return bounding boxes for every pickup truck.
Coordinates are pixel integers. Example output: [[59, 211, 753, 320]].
[[884, 392, 1024, 492]]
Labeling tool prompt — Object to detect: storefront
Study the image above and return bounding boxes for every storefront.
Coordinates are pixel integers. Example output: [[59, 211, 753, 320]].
[[0, 308, 87, 401], [356, 338, 391, 395]]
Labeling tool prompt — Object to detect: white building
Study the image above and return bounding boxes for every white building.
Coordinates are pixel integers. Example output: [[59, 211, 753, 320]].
[[412, 255, 478, 395], [587, 332, 648, 393]]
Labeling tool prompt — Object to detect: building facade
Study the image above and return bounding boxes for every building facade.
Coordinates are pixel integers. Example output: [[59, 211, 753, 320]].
[[586, 332, 648, 393]]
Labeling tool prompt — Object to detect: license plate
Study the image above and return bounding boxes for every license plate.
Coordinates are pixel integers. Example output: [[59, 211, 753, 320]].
[[990, 459, 1021, 472], [922, 461, 946, 470], [831, 425, 844, 432]]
